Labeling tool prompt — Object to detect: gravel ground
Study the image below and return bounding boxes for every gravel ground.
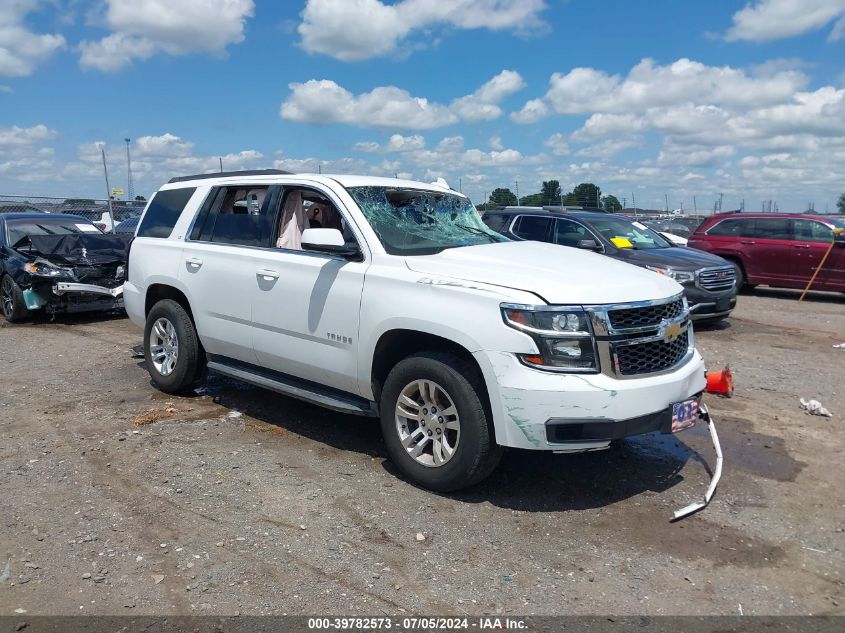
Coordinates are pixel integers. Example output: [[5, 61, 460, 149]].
[[0, 288, 843, 616]]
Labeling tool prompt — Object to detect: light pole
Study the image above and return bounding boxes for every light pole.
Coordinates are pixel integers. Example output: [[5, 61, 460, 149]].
[[100, 144, 115, 231], [124, 138, 134, 201]]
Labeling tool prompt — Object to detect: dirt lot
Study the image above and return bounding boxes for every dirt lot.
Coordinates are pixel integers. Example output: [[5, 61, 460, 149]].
[[1, 289, 843, 616]]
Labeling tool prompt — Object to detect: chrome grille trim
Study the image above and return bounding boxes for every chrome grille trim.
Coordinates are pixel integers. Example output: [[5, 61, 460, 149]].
[[697, 266, 736, 292], [583, 293, 694, 380]]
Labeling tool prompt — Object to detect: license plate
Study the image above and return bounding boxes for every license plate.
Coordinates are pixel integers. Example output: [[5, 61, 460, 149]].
[[671, 398, 699, 433], [716, 297, 731, 311]]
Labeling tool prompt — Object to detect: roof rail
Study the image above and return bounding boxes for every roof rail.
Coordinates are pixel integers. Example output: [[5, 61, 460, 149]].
[[167, 169, 292, 184]]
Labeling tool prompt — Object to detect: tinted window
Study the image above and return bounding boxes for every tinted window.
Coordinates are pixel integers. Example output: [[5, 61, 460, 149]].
[[137, 188, 196, 238], [482, 213, 509, 232], [553, 218, 591, 247], [200, 186, 277, 247], [588, 216, 671, 250], [513, 216, 552, 241], [793, 219, 833, 242], [749, 218, 791, 240], [707, 218, 747, 237]]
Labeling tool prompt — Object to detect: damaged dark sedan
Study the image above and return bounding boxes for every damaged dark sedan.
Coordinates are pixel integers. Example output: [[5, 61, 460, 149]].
[[0, 213, 131, 323]]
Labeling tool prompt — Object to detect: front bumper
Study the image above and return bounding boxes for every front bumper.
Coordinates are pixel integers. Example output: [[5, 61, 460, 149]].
[[474, 348, 707, 451], [684, 285, 736, 320], [53, 282, 124, 298]]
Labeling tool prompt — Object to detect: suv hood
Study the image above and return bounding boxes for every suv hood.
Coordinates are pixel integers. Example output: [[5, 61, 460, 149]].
[[404, 241, 681, 305], [611, 245, 730, 271]]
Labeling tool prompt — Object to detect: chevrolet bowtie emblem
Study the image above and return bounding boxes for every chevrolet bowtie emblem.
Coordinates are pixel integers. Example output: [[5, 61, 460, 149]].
[[663, 322, 682, 341]]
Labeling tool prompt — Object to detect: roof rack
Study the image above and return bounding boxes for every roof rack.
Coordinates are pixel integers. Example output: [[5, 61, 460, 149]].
[[168, 169, 292, 184]]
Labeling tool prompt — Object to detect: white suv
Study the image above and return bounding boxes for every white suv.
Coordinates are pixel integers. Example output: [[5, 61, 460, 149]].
[[125, 170, 706, 491]]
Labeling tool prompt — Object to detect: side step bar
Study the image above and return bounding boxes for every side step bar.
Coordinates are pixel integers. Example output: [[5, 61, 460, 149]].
[[206, 358, 378, 417]]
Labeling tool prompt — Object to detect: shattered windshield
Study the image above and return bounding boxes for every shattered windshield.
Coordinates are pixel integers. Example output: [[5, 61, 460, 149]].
[[347, 186, 508, 255], [7, 219, 101, 247]]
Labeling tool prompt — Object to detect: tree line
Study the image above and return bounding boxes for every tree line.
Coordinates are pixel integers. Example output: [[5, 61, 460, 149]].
[[476, 181, 622, 213]]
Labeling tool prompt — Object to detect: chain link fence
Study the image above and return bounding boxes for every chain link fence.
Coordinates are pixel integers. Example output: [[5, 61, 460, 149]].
[[0, 195, 147, 231]]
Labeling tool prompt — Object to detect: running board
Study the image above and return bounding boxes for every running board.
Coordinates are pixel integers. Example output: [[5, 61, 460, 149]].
[[206, 358, 377, 417]]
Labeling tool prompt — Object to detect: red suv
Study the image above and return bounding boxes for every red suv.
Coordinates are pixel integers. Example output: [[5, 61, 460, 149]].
[[688, 213, 845, 292]]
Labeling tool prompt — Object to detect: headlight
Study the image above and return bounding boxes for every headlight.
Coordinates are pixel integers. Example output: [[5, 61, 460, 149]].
[[645, 266, 695, 284], [23, 259, 74, 279], [501, 305, 598, 372]]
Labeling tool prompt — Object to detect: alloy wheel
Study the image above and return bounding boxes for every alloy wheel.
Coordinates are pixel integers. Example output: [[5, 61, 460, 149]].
[[149, 317, 179, 376], [394, 379, 461, 467]]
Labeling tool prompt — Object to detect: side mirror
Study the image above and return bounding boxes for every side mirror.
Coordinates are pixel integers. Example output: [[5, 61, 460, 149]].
[[576, 238, 601, 251], [834, 228, 845, 243], [301, 228, 361, 259]]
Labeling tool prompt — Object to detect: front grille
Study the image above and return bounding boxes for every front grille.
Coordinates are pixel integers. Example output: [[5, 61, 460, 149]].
[[698, 267, 736, 291], [608, 298, 684, 329], [73, 265, 123, 288], [614, 330, 690, 376]]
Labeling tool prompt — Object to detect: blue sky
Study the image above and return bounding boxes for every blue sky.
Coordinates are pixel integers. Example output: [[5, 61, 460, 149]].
[[1, 0, 844, 211]]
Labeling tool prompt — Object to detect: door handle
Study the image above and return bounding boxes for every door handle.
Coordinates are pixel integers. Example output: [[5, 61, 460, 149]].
[[256, 269, 280, 280], [740, 240, 756, 245], [185, 257, 203, 268], [793, 244, 811, 249]]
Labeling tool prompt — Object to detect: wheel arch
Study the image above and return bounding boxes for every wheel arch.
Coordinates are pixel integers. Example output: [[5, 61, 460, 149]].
[[370, 329, 489, 409], [145, 283, 195, 323]]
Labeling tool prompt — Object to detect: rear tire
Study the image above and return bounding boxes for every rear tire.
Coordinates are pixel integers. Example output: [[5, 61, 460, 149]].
[[1, 275, 28, 323], [729, 260, 755, 292], [144, 299, 205, 393], [379, 351, 502, 492]]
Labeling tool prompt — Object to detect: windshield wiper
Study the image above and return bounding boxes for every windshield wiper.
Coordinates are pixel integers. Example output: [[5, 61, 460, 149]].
[[454, 223, 500, 242]]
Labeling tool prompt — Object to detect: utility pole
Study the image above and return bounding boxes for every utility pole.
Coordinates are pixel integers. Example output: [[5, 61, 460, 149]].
[[622, 197, 627, 209], [719, 192, 723, 212], [219, 157, 223, 172], [124, 138, 134, 201], [631, 192, 636, 218], [514, 180, 519, 205], [99, 144, 115, 232], [664, 193, 669, 213], [459, 177, 462, 193], [693, 195, 697, 214]]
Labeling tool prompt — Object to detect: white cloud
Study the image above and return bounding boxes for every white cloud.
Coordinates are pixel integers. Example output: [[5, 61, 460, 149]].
[[436, 136, 464, 152], [281, 70, 522, 130], [0, 0, 65, 77], [543, 133, 569, 156], [510, 98, 548, 124], [725, 0, 845, 42], [79, 0, 255, 71], [535, 58, 807, 116], [281, 79, 458, 130], [450, 70, 525, 122], [354, 133, 426, 153], [0, 124, 56, 148], [298, 0, 546, 61], [489, 136, 503, 150]]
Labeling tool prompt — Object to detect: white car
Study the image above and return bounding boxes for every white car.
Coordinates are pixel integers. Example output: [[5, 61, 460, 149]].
[[125, 170, 707, 492]]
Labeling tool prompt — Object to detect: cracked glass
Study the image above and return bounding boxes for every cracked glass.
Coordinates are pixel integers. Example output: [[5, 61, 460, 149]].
[[347, 186, 508, 256]]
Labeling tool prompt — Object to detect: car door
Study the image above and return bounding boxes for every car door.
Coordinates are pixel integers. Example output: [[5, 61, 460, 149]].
[[179, 184, 281, 364], [742, 217, 796, 284], [552, 217, 596, 248], [792, 218, 845, 291], [250, 184, 368, 395]]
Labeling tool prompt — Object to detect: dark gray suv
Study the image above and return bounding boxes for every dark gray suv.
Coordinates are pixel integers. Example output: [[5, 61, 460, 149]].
[[483, 208, 737, 322]]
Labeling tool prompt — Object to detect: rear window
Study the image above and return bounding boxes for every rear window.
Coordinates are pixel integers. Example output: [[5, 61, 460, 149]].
[[137, 188, 196, 238], [513, 216, 552, 241]]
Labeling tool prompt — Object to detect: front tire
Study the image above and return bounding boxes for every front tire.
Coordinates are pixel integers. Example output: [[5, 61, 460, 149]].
[[1, 275, 27, 323], [379, 352, 502, 492], [144, 299, 204, 393]]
